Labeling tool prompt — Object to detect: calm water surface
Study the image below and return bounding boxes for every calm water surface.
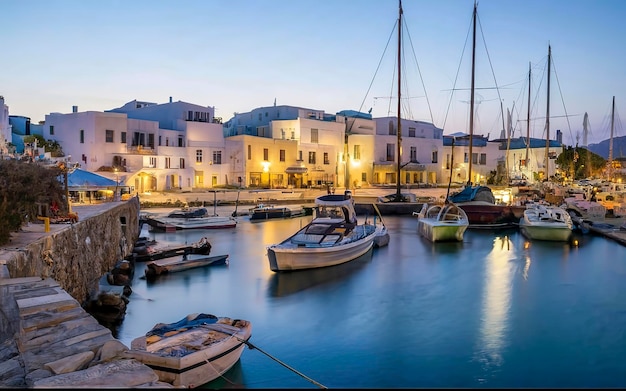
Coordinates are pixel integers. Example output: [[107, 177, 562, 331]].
[[115, 207, 626, 389]]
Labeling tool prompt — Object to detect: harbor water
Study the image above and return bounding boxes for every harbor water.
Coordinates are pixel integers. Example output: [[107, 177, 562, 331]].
[[115, 206, 626, 389]]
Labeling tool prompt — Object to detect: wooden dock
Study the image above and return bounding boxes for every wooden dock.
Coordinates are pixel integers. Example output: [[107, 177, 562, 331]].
[[0, 275, 172, 388]]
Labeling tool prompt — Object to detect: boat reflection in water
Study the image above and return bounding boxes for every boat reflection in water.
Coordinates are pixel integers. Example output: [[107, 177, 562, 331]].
[[267, 248, 373, 297]]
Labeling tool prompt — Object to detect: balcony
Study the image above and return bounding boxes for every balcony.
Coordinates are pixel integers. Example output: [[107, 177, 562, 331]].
[[128, 146, 156, 155]]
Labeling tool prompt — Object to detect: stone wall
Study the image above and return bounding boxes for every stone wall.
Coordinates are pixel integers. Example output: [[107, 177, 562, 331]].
[[3, 198, 141, 307]]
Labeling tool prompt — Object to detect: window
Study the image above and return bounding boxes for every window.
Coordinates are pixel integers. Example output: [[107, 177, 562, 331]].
[[386, 143, 394, 161], [149, 157, 156, 167], [479, 153, 487, 165], [196, 150, 203, 163], [353, 145, 361, 160], [472, 153, 478, 164], [49, 125, 54, 135], [180, 158, 185, 169], [446, 154, 451, 169], [263, 148, 269, 161], [291, 131, 295, 140], [281, 129, 285, 139], [165, 157, 171, 169], [308, 151, 316, 164], [431, 150, 438, 164], [258, 113, 262, 121], [298, 150, 303, 161], [212, 151, 222, 164], [388, 121, 396, 135], [464, 152, 468, 163], [80, 130, 84, 144], [121, 132, 126, 144], [105, 129, 114, 143], [280, 149, 285, 162], [148, 134, 155, 149], [408, 127, 416, 137], [178, 136, 184, 147], [324, 152, 329, 165], [361, 172, 367, 183], [410, 147, 417, 162], [311, 129, 318, 143], [248, 145, 251, 160]]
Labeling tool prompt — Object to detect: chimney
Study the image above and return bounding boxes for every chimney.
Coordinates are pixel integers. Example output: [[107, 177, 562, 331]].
[[72, 106, 78, 113], [169, 96, 173, 103]]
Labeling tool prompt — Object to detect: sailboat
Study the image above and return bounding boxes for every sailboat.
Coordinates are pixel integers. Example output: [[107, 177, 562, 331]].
[[353, 0, 439, 216], [446, 1, 525, 228]]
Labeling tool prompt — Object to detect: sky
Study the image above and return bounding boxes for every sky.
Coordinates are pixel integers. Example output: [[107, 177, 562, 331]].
[[2, 0, 626, 146]]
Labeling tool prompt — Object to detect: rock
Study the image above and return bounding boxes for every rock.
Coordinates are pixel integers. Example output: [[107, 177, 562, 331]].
[[44, 350, 94, 374]]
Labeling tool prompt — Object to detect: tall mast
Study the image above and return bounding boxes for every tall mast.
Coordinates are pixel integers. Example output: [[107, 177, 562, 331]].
[[395, 0, 403, 201], [467, 1, 477, 186], [544, 45, 551, 181], [608, 95, 615, 180], [525, 62, 531, 171]]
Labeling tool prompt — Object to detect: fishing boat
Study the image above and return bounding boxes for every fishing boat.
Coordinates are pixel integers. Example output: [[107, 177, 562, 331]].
[[126, 313, 252, 388], [249, 203, 306, 221], [446, 2, 525, 228], [144, 253, 229, 280], [414, 202, 469, 242], [266, 190, 379, 272], [519, 203, 573, 242]]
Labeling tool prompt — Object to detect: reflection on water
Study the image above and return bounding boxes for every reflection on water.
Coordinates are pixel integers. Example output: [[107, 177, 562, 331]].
[[474, 234, 516, 383], [267, 248, 373, 297]]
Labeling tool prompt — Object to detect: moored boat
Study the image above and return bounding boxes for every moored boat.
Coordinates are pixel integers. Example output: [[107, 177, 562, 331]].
[[144, 253, 228, 280], [249, 203, 306, 221], [126, 313, 252, 388], [266, 190, 377, 272], [145, 206, 237, 231], [414, 202, 469, 242], [519, 203, 573, 242]]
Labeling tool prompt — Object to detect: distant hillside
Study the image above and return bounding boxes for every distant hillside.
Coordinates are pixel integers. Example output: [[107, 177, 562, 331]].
[[587, 135, 626, 159]]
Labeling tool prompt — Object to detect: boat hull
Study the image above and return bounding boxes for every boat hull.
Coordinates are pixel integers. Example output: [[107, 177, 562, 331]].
[[418, 220, 468, 242], [457, 202, 525, 228], [519, 223, 573, 241], [267, 235, 375, 271], [127, 319, 251, 388], [147, 216, 237, 230], [145, 254, 229, 280]]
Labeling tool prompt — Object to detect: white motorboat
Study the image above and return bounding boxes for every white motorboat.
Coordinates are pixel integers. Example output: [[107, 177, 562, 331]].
[[266, 191, 378, 271], [414, 202, 469, 242], [145, 206, 237, 231], [126, 313, 252, 388], [519, 203, 573, 242]]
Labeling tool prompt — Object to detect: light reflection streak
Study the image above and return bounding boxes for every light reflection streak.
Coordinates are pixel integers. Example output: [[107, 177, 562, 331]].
[[474, 234, 517, 381]]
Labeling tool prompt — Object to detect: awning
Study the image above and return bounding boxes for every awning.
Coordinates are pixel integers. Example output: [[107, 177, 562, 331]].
[[402, 163, 426, 171], [285, 166, 308, 174]]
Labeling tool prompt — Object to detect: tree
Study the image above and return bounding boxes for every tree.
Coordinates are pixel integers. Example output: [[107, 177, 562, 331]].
[[556, 146, 606, 180], [23, 135, 65, 157], [0, 160, 67, 245]]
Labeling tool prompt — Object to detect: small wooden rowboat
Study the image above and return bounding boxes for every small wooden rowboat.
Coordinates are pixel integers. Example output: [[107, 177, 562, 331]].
[[144, 253, 228, 280]]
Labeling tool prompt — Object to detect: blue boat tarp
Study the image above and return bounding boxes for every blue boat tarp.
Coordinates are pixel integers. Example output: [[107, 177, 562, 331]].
[[65, 169, 117, 189]]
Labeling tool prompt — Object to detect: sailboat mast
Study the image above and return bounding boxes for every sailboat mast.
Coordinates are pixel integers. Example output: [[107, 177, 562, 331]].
[[544, 45, 551, 181], [525, 62, 531, 170], [609, 95, 615, 180], [395, 0, 403, 200], [468, 1, 477, 186]]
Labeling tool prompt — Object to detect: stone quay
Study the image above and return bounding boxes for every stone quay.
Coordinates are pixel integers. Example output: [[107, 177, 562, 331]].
[[0, 197, 173, 388]]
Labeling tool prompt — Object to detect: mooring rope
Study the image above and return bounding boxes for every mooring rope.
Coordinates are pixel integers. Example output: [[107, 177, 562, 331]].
[[238, 337, 328, 389], [198, 324, 327, 389]]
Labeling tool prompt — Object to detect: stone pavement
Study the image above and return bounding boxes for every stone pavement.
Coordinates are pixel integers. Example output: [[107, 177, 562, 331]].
[[0, 276, 172, 388]]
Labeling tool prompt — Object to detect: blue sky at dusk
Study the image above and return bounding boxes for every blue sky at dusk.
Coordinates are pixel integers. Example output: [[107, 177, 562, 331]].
[[2, 0, 625, 145]]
